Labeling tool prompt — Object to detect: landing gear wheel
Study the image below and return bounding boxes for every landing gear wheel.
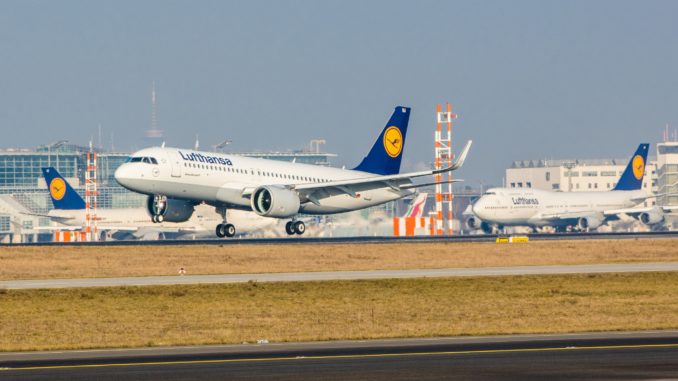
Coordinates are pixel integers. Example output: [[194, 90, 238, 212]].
[[293, 221, 305, 235], [216, 224, 226, 238], [156, 215, 164, 223], [224, 223, 236, 237], [285, 221, 295, 235]]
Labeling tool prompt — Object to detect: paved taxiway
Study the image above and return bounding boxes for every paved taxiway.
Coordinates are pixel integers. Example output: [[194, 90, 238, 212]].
[[2, 261, 678, 289], [2, 331, 678, 380]]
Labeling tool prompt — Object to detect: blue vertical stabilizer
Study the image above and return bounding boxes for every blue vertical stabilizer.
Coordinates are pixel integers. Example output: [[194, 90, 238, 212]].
[[613, 144, 650, 191], [353, 106, 411, 175], [42, 167, 86, 210]]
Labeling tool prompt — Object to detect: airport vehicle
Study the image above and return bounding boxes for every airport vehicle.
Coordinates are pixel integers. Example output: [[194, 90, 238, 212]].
[[34, 167, 275, 239], [470, 144, 672, 232], [115, 106, 472, 238]]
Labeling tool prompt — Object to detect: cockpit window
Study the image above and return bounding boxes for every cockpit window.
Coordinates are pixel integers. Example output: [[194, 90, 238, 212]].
[[483, 191, 496, 195], [126, 156, 158, 164]]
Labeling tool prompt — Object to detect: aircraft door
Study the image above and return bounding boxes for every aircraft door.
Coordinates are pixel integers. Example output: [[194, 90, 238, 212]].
[[170, 151, 182, 178]]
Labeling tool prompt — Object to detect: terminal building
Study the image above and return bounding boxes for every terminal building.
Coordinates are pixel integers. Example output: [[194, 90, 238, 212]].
[[656, 142, 678, 229], [0, 142, 337, 243]]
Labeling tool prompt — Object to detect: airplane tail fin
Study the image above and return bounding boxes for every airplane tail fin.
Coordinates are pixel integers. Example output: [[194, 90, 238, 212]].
[[41, 167, 86, 210], [613, 144, 650, 191], [353, 106, 410, 175], [403, 193, 428, 218]]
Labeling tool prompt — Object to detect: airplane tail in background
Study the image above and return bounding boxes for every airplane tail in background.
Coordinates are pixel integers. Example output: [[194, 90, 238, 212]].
[[613, 144, 650, 191], [403, 193, 428, 218], [41, 167, 86, 210], [353, 106, 410, 175]]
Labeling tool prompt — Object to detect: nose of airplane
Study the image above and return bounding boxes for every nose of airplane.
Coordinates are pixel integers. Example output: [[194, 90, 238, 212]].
[[114, 164, 134, 188], [472, 197, 489, 219]]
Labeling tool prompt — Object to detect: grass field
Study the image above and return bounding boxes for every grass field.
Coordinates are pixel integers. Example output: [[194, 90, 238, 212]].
[[1, 272, 677, 352], [1, 239, 677, 280]]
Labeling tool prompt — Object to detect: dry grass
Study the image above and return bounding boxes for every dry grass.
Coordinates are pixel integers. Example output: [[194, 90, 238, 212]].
[[1, 272, 677, 352], [1, 239, 677, 281]]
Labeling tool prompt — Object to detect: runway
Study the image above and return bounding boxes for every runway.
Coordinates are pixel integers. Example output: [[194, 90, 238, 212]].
[[6, 230, 678, 247], [2, 261, 678, 289], [2, 331, 678, 380]]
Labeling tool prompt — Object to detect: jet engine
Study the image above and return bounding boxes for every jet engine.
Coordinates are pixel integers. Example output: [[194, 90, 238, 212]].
[[577, 215, 603, 230], [466, 216, 495, 234], [147, 195, 195, 223], [639, 210, 664, 225], [465, 216, 482, 230], [251, 186, 301, 218]]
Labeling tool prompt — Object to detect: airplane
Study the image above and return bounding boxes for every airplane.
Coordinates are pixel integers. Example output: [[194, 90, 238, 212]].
[[114, 106, 472, 238], [470, 144, 674, 233], [34, 167, 276, 239], [403, 192, 428, 218]]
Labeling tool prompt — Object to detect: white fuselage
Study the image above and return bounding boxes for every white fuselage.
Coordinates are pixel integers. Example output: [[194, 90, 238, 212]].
[[114, 147, 412, 215], [46, 205, 275, 235], [472, 187, 647, 227]]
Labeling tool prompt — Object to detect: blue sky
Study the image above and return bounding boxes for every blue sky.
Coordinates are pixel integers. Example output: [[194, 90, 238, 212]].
[[1, 0, 676, 184]]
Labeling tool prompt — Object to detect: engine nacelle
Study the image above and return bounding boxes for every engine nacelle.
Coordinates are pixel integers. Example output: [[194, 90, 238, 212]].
[[466, 216, 482, 230], [467, 217, 494, 234], [639, 211, 664, 225], [147, 195, 195, 222], [577, 215, 603, 230], [250, 186, 300, 218]]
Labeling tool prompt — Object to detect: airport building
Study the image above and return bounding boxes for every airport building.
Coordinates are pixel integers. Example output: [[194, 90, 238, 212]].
[[656, 141, 678, 229], [0, 142, 337, 243]]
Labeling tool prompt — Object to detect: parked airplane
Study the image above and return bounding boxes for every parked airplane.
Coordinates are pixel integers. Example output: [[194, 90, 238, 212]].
[[404, 193, 428, 218], [34, 167, 275, 239], [469, 144, 672, 232], [114, 106, 472, 238]]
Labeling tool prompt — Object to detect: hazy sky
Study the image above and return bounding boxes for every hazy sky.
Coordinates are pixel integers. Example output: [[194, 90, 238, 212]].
[[1, 0, 677, 184]]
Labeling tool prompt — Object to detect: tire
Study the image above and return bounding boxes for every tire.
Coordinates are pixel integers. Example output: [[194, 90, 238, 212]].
[[225, 224, 236, 237], [216, 224, 226, 238], [156, 214, 164, 223], [294, 221, 305, 235], [285, 221, 295, 235]]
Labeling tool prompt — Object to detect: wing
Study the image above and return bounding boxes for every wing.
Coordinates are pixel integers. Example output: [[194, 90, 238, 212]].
[[605, 205, 678, 217], [292, 140, 472, 204], [537, 211, 604, 221], [20, 212, 74, 224]]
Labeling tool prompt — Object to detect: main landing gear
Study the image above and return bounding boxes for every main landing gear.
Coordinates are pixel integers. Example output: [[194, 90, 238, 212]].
[[215, 207, 236, 238], [285, 220, 305, 235], [216, 223, 236, 238]]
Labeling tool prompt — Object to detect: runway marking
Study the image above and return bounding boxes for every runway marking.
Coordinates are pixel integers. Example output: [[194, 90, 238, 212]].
[[3, 343, 678, 372]]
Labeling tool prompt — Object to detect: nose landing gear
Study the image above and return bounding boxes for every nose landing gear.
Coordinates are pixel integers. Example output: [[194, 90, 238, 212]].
[[285, 220, 305, 235], [149, 195, 167, 223]]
